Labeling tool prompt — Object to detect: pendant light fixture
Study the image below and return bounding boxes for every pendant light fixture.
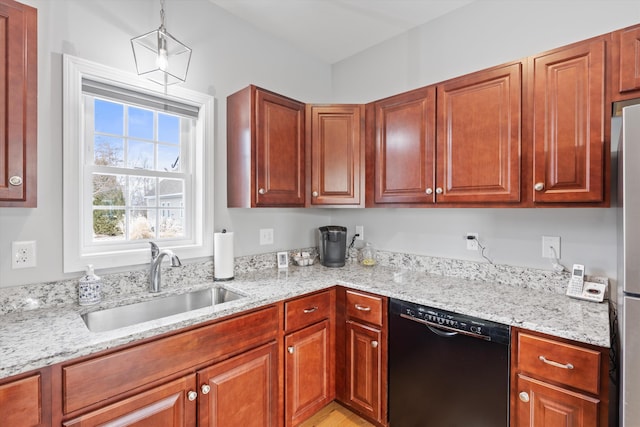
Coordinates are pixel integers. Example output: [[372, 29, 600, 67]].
[[131, 0, 191, 88]]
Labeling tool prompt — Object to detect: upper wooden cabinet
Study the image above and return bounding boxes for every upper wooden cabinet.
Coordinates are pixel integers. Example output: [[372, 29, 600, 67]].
[[531, 38, 607, 204], [612, 23, 640, 100], [307, 105, 364, 206], [0, 0, 37, 207], [367, 86, 436, 206], [227, 85, 306, 207], [436, 62, 522, 204]]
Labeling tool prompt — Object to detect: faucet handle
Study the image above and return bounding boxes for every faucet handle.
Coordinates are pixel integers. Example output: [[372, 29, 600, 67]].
[[150, 242, 160, 258]]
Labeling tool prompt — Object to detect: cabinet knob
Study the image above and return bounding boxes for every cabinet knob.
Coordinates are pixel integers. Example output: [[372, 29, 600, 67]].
[[534, 182, 545, 192], [9, 176, 22, 186], [435, 187, 443, 195], [287, 346, 294, 354], [188, 391, 198, 401], [425, 188, 433, 195], [312, 191, 319, 197], [518, 391, 530, 403], [201, 384, 211, 395], [258, 188, 266, 195], [371, 340, 379, 348]]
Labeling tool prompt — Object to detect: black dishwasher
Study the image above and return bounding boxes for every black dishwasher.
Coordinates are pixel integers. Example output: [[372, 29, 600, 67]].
[[389, 298, 510, 427]]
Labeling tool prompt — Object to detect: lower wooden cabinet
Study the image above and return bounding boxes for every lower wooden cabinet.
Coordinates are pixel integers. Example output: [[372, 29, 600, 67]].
[[285, 319, 333, 426], [346, 321, 383, 422], [514, 374, 599, 427], [0, 370, 50, 427], [198, 342, 278, 427], [510, 328, 608, 427], [338, 288, 388, 426], [63, 375, 197, 427]]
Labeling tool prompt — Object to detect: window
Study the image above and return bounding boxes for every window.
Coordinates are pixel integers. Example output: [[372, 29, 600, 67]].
[[63, 55, 214, 273]]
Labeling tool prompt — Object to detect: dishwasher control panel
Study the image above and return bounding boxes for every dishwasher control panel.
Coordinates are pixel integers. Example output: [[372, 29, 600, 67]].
[[391, 298, 511, 345]]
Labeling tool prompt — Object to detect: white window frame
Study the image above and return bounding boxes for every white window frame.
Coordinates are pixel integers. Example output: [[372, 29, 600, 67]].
[[63, 55, 214, 273]]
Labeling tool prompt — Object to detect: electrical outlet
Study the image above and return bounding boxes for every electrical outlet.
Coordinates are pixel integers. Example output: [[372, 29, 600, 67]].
[[12, 241, 37, 269], [355, 225, 364, 241], [259, 228, 274, 245], [542, 236, 561, 258], [466, 233, 479, 251]]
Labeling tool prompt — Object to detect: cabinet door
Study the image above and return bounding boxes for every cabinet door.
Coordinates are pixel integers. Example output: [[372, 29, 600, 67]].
[[532, 39, 606, 203], [436, 63, 522, 204], [0, 0, 37, 207], [285, 319, 333, 426], [308, 105, 364, 206], [63, 375, 197, 427], [0, 373, 47, 427], [616, 25, 640, 94], [346, 321, 383, 423], [514, 374, 599, 427], [372, 86, 436, 205], [197, 342, 278, 427], [255, 89, 305, 207]]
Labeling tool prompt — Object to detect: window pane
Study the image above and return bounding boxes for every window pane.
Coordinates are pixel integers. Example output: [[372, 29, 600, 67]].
[[127, 139, 154, 169], [92, 173, 126, 241], [129, 176, 156, 209], [158, 144, 181, 172], [93, 173, 125, 206], [128, 107, 154, 139], [128, 211, 156, 240], [159, 209, 184, 239], [158, 113, 180, 143], [94, 135, 124, 167], [94, 99, 123, 135], [93, 208, 125, 241]]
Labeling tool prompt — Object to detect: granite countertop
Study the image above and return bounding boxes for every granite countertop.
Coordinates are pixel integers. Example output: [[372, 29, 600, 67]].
[[0, 262, 610, 380]]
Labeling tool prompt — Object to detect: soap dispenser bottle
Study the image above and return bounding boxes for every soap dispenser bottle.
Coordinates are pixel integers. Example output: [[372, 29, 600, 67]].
[[78, 264, 102, 305]]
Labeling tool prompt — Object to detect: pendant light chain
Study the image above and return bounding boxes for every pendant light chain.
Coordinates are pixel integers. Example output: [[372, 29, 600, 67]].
[[159, 0, 166, 31]]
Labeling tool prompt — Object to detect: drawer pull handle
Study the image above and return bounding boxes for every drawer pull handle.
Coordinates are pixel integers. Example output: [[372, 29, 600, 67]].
[[201, 384, 211, 395], [303, 306, 318, 314], [188, 391, 198, 401], [539, 355, 574, 370], [355, 304, 371, 312], [288, 346, 295, 354], [519, 391, 530, 403]]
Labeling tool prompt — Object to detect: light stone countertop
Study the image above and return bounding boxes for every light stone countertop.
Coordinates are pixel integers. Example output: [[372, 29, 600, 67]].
[[0, 262, 610, 380]]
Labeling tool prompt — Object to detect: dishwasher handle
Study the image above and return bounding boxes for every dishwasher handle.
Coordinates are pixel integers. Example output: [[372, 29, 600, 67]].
[[399, 313, 492, 341]]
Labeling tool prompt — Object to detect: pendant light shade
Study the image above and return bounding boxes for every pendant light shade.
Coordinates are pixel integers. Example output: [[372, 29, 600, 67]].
[[131, 0, 191, 87]]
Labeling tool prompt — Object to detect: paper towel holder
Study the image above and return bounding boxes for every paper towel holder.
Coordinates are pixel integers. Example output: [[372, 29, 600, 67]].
[[214, 229, 235, 281]]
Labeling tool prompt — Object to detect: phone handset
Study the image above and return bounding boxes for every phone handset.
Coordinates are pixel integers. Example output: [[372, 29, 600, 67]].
[[566, 264, 585, 297], [566, 264, 606, 303]]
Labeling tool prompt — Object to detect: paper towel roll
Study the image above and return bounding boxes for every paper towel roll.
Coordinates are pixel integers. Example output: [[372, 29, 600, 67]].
[[214, 231, 234, 280]]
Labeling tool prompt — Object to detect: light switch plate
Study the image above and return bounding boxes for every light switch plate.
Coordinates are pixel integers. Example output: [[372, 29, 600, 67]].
[[260, 228, 274, 245]]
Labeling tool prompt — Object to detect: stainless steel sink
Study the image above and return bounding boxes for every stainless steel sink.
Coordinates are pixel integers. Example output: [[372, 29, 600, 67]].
[[81, 287, 245, 332]]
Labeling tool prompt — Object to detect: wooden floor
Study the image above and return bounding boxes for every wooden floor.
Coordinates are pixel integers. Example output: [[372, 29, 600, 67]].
[[299, 402, 375, 427]]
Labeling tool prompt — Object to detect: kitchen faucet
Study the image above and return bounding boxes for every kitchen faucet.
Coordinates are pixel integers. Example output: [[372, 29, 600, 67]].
[[149, 242, 182, 293]]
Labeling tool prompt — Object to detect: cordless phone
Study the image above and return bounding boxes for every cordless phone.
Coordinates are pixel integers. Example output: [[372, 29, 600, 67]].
[[566, 263, 606, 303]]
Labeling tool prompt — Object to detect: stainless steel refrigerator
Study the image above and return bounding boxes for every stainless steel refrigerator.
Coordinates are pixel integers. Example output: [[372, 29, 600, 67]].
[[618, 104, 640, 426]]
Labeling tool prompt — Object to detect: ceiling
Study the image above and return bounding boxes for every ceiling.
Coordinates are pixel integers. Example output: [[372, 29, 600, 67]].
[[208, 0, 474, 64]]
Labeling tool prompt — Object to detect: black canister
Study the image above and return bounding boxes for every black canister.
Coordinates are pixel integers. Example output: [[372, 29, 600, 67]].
[[317, 226, 347, 267]]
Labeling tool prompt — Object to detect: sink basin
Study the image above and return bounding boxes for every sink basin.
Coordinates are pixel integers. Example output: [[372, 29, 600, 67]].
[[81, 287, 245, 332]]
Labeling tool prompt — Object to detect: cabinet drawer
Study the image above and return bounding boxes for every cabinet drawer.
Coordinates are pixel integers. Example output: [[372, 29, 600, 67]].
[[517, 333, 601, 395], [346, 290, 383, 326], [63, 306, 278, 414], [285, 291, 331, 332]]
